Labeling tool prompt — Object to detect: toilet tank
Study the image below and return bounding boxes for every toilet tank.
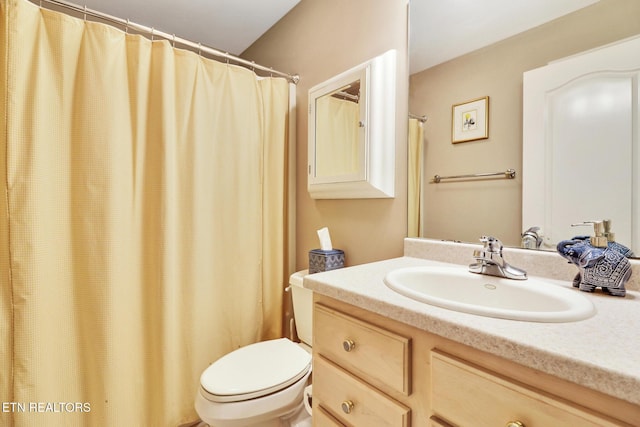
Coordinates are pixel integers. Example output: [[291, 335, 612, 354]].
[[289, 270, 313, 346]]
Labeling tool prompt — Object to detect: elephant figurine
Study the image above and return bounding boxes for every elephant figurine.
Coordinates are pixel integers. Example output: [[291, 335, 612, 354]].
[[557, 238, 632, 297], [570, 235, 635, 258]]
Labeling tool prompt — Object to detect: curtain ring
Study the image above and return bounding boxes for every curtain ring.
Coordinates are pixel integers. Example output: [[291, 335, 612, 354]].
[[125, 18, 129, 34], [83, 5, 87, 21], [172, 34, 176, 47], [197, 43, 202, 56], [150, 27, 154, 41], [225, 53, 230, 65]]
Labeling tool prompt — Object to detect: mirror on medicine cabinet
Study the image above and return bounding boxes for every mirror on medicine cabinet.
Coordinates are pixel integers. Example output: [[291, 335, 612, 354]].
[[308, 49, 396, 199]]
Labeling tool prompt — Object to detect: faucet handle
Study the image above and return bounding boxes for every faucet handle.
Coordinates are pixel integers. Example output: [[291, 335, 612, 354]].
[[480, 236, 503, 253]]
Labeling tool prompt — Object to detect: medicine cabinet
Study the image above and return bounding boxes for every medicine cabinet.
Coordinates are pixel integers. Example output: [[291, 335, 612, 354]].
[[308, 50, 396, 199]]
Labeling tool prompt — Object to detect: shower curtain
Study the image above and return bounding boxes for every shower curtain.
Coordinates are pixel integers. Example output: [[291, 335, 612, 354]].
[[0, 0, 292, 425], [315, 95, 360, 177], [408, 118, 424, 237]]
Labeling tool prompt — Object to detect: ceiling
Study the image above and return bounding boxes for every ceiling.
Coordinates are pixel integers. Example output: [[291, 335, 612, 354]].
[[55, 0, 599, 74], [409, 0, 599, 74], [78, 0, 301, 56]]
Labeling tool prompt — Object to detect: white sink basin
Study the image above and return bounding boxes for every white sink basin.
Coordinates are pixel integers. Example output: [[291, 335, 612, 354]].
[[383, 266, 595, 322]]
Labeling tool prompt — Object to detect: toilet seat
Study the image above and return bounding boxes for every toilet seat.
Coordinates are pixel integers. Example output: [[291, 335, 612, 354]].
[[200, 338, 312, 403]]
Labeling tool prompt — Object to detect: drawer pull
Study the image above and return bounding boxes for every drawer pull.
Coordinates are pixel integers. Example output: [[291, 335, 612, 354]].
[[506, 421, 525, 427], [342, 339, 356, 352], [341, 400, 355, 414]]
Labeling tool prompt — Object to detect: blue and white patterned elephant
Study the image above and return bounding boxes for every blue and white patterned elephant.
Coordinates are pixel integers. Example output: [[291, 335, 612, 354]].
[[569, 235, 635, 258], [557, 238, 632, 297]]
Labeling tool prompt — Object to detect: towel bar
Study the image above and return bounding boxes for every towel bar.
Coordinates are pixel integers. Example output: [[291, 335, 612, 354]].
[[432, 169, 516, 183]]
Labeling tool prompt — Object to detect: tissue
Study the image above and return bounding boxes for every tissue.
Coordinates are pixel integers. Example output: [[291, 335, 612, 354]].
[[317, 227, 333, 250], [309, 227, 345, 273]]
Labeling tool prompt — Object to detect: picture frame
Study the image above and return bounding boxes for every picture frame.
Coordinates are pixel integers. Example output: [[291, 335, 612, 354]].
[[451, 96, 489, 143]]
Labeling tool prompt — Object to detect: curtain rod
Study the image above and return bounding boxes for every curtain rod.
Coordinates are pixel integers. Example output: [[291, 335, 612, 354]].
[[409, 113, 427, 123], [34, 0, 300, 84], [334, 91, 359, 102]]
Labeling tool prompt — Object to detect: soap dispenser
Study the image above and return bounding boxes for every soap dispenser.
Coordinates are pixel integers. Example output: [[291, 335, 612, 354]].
[[603, 219, 635, 257], [570, 220, 634, 257], [556, 220, 632, 297], [603, 219, 615, 243], [570, 220, 608, 248]]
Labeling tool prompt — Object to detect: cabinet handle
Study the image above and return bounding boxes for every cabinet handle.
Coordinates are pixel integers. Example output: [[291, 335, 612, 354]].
[[342, 339, 356, 352], [506, 421, 525, 427], [341, 400, 354, 414]]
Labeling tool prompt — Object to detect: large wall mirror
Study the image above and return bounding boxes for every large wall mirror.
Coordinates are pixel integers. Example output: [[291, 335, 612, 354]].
[[308, 49, 396, 199], [408, 0, 640, 256]]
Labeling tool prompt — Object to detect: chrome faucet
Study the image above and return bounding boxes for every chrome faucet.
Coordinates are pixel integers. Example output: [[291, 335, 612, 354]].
[[469, 236, 527, 280], [521, 226, 543, 249]]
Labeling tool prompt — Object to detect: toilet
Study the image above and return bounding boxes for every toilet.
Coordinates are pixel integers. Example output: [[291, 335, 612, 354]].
[[195, 270, 313, 427]]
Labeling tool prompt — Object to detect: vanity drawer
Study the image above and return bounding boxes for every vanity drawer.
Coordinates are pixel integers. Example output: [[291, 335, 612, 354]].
[[314, 303, 411, 395], [314, 406, 346, 427], [429, 416, 454, 427], [313, 355, 410, 427], [431, 350, 623, 427]]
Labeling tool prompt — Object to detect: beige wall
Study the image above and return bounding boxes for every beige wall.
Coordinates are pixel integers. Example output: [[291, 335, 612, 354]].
[[243, 0, 409, 270], [410, 0, 640, 247]]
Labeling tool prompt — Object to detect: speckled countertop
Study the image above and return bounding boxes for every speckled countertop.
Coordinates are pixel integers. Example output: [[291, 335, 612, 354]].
[[303, 239, 640, 406]]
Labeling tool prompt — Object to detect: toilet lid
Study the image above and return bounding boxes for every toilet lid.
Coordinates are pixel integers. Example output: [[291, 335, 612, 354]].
[[200, 338, 312, 403]]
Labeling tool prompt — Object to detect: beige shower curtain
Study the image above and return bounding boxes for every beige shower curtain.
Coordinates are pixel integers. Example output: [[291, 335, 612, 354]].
[[408, 118, 424, 237], [0, 0, 291, 425], [315, 95, 360, 177]]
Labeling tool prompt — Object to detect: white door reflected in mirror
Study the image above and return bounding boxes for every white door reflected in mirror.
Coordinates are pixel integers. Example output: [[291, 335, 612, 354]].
[[523, 36, 640, 253]]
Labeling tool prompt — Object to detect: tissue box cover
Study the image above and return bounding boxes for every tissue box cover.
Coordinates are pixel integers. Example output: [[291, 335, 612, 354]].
[[309, 249, 345, 274]]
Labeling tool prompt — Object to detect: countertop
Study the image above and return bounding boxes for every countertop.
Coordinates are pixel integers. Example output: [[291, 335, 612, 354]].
[[303, 256, 640, 406]]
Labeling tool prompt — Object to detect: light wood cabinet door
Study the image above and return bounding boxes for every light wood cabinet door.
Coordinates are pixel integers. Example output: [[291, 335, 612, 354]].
[[313, 355, 410, 427], [431, 350, 627, 427], [314, 303, 411, 395]]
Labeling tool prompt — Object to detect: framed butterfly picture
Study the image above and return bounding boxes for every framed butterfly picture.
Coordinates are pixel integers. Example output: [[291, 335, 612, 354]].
[[452, 96, 489, 143]]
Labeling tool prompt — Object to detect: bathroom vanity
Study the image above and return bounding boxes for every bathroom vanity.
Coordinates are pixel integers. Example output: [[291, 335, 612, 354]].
[[305, 239, 640, 427]]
